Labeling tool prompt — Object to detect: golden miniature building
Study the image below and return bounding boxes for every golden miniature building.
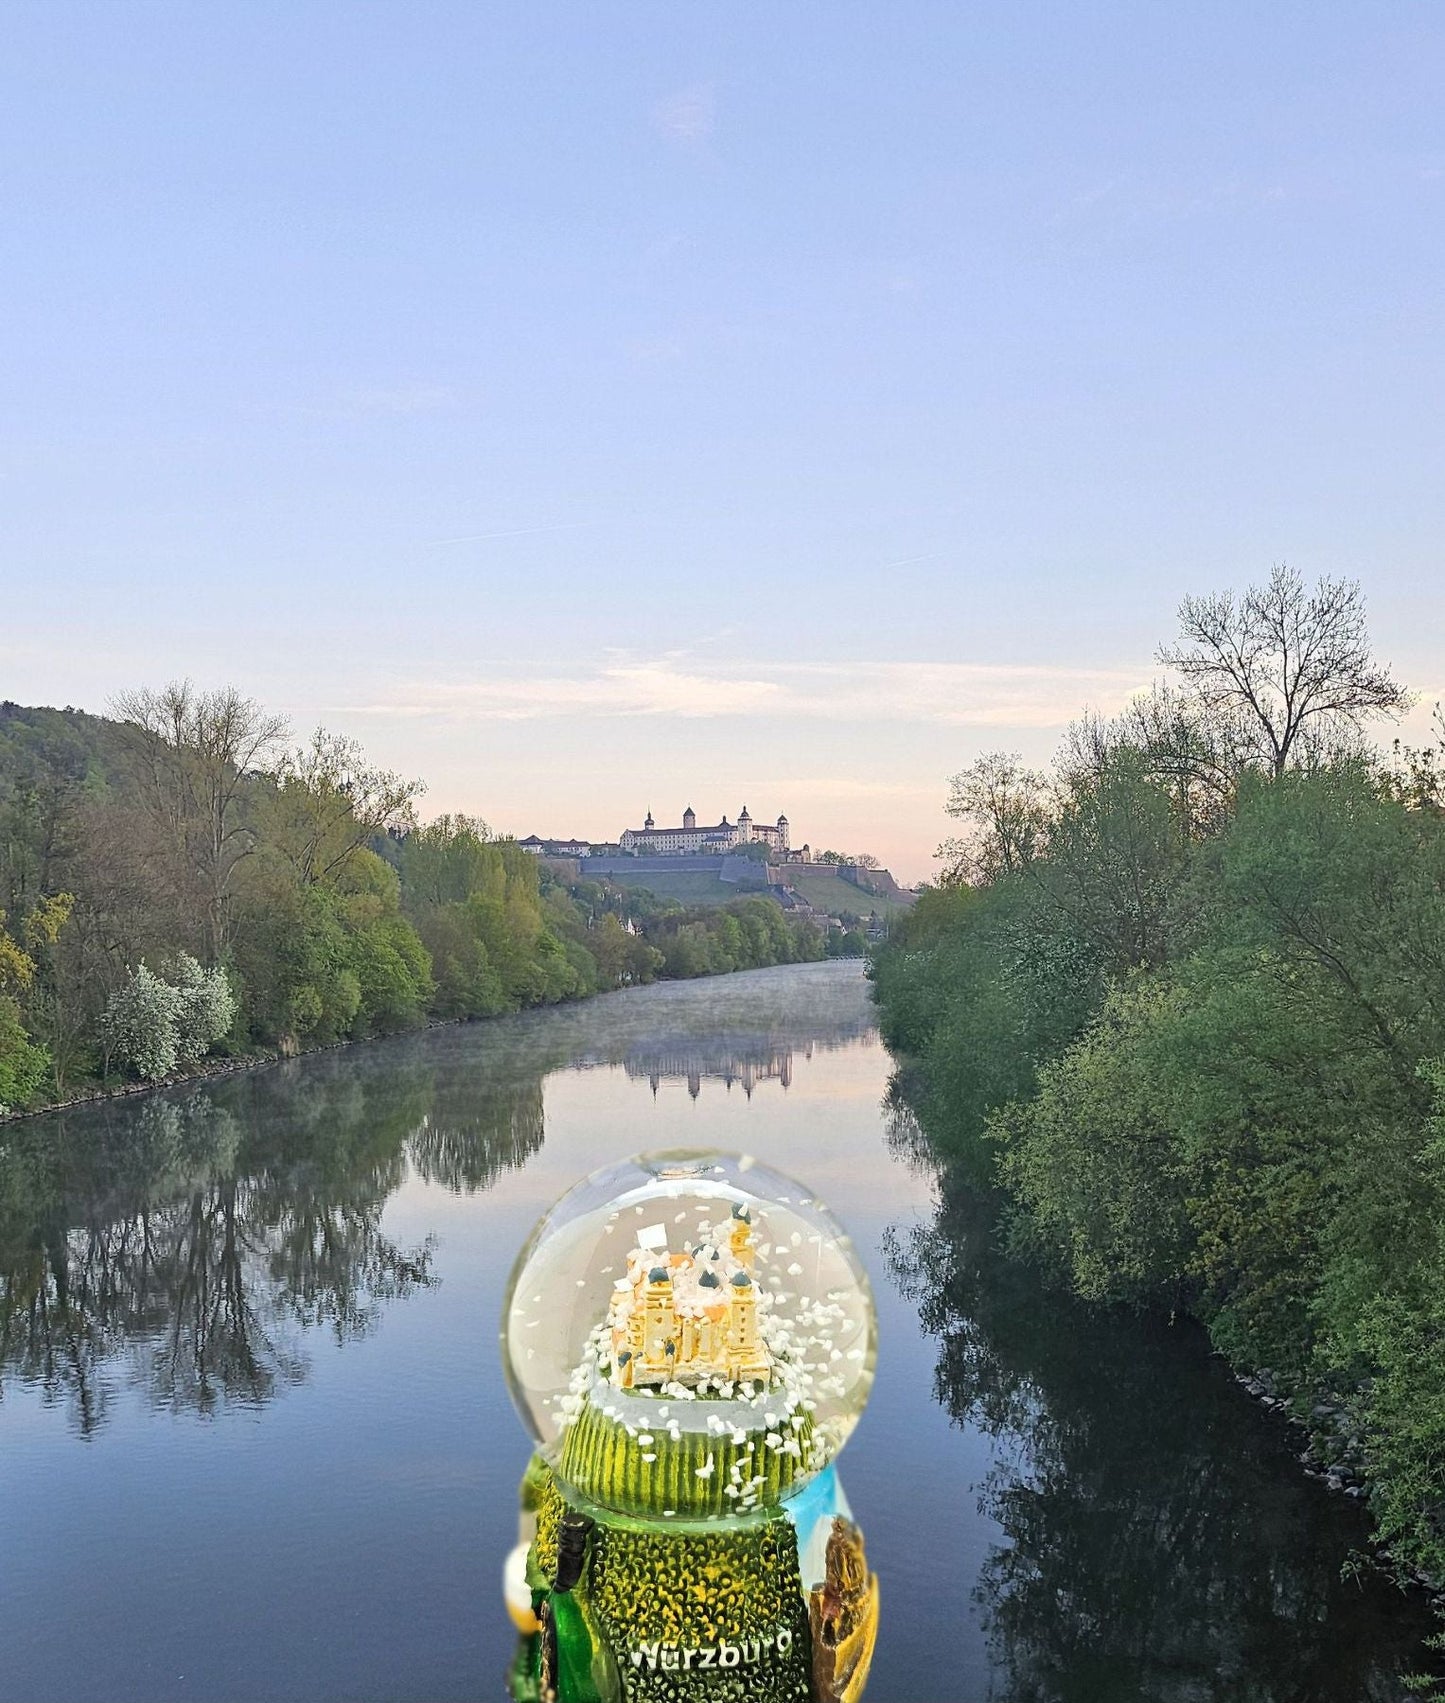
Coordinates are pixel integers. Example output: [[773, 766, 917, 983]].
[[609, 1207, 772, 1391]]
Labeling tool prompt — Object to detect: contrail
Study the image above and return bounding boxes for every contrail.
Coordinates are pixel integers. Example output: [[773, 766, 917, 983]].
[[878, 551, 941, 571], [425, 520, 595, 546]]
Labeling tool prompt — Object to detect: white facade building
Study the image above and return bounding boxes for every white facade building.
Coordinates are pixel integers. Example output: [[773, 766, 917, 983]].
[[619, 806, 791, 857]]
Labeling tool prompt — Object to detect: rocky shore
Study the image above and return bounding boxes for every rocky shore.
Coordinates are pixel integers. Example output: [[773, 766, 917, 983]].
[[1234, 1366, 1445, 1614]]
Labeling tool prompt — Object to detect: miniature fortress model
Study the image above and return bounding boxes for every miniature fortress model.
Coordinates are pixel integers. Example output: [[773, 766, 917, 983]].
[[608, 1204, 772, 1392]]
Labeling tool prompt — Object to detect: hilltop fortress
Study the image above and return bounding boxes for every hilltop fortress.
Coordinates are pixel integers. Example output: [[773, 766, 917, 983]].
[[619, 804, 800, 859], [514, 803, 914, 925], [519, 804, 813, 863]]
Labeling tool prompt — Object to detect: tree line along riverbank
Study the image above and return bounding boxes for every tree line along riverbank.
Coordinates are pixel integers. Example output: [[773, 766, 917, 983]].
[[0, 689, 846, 1120], [869, 569, 1445, 1651]]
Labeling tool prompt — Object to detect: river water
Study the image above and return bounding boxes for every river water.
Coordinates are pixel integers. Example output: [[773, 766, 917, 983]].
[[0, 961, 1437, 1702]]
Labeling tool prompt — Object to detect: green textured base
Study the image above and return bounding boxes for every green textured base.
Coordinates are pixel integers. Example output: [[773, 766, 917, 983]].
[[559, 1394, 812, 1520], [529, 1474, 813, 1703]]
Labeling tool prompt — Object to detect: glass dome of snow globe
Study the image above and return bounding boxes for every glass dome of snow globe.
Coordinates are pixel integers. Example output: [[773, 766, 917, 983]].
[[502, 1149, 877, 1522]]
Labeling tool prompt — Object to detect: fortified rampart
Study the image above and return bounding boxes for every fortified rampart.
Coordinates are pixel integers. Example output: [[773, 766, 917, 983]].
[[580, 855, 771, 887]]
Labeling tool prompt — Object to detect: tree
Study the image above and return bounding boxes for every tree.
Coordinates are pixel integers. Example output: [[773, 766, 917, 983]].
[[0, 908, 48, 1111], [110, 682, 289, 957], [259, 730, 422, 887], [937, 752, 1051, 886], [1390, 702, 1445, 813], [103, 962, 183, 1079], [102, 955, 235, 1079], [16, 891, 81, 1093], [990, 978, 1195, 1305], [171, 954, 237, 1062], [1158, 566, 1410, 778], [1030, 745, 1190, 973]]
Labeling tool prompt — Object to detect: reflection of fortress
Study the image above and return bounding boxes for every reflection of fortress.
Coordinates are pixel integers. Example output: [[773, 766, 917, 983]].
[[625, 1040, 813, 1099]]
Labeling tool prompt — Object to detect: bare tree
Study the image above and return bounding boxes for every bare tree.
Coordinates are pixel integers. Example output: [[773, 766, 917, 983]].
[[110, 682, 289, 958], [1158, 566, 1410, 778]]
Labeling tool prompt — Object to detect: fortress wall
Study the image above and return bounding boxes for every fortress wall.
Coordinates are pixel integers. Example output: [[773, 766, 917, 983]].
[[584, 855, 732, 876], [537, 855, 583, 879]]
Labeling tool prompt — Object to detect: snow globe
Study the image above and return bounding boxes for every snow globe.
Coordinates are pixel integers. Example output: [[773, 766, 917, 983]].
[[501, 1149, 880, 1702]]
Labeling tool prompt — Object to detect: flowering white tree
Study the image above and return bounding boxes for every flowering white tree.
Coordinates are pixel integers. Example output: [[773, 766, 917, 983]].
[[103, 957, 235, 1079], [172, 954, 236, 1064], [103, 965, 181, 1079]]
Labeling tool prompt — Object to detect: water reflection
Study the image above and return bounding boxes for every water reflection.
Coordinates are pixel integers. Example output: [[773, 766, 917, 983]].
[[577, 986, 874, 1103], [3, 965, 1439, 1701], [0, 972, 874, 1438], [885, 1090, 1442, 1703], [0, 1056, 545, 1431], [625, 1037, 826, 1097]]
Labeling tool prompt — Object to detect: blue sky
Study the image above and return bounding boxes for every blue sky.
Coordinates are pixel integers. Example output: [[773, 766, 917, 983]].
[[3, 3, 1441, 878]]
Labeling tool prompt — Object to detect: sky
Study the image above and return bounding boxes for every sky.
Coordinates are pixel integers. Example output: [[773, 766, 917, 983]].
[[2, 3, 1442, 881]]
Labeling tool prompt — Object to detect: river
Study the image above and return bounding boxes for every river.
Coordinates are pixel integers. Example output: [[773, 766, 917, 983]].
[[0, 961, 1437, 1702]]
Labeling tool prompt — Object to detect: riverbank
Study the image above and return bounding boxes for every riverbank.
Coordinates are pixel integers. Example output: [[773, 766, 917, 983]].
[[868, 720, 1445, 1662], [1, 948, 856, 1127], [1228, 1362, 1445, 1611], [0, 701, 839, 1126]]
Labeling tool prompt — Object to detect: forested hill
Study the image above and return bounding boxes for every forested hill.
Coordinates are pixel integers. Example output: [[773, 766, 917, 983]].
[[0, 701, 124, 897], [869, 569, 1445, 1634], [0, 690, 828, 1115]]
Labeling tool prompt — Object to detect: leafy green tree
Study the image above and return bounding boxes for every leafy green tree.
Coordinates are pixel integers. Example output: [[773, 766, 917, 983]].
[[256, 730, 422, 888], [991, 978, 1194, 1303], [0, 905, 54, 1111], [937, 753, 1051, 887], [171, 954, 238, 1062], [0, 945, 47, 1112], [337, 852, 433, 1032], [230, 856, 364, 1044], [873, 568, 1445, 1624], [399, 820, 581, 1015]]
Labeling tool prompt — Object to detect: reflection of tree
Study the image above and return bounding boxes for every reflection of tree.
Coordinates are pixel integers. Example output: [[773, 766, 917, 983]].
[[887, 1077, 1442, 1703], [407, 1074, 545, 1192], [0, 1042, 547, 1433]]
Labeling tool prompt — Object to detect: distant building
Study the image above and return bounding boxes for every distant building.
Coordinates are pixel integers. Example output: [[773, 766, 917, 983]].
[[516, 834, 593, 858], [625, 1041, 798, 1099], [619, 805, 792, 858]]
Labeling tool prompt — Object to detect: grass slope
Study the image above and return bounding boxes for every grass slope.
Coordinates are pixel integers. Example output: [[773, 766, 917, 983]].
[[594, 870, 771, 907], [784, 867, 913, 920], [596, 864, 913, 919]]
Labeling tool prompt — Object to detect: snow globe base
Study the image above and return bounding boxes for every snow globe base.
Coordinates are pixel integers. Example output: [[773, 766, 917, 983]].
[[504, 1454, 878, 1703]]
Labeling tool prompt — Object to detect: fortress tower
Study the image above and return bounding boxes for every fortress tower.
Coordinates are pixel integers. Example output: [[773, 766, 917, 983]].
[[730, 1202, 757, 1270], [730, 1270, 761, 1364], [641, 1266, 676, 1367]]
